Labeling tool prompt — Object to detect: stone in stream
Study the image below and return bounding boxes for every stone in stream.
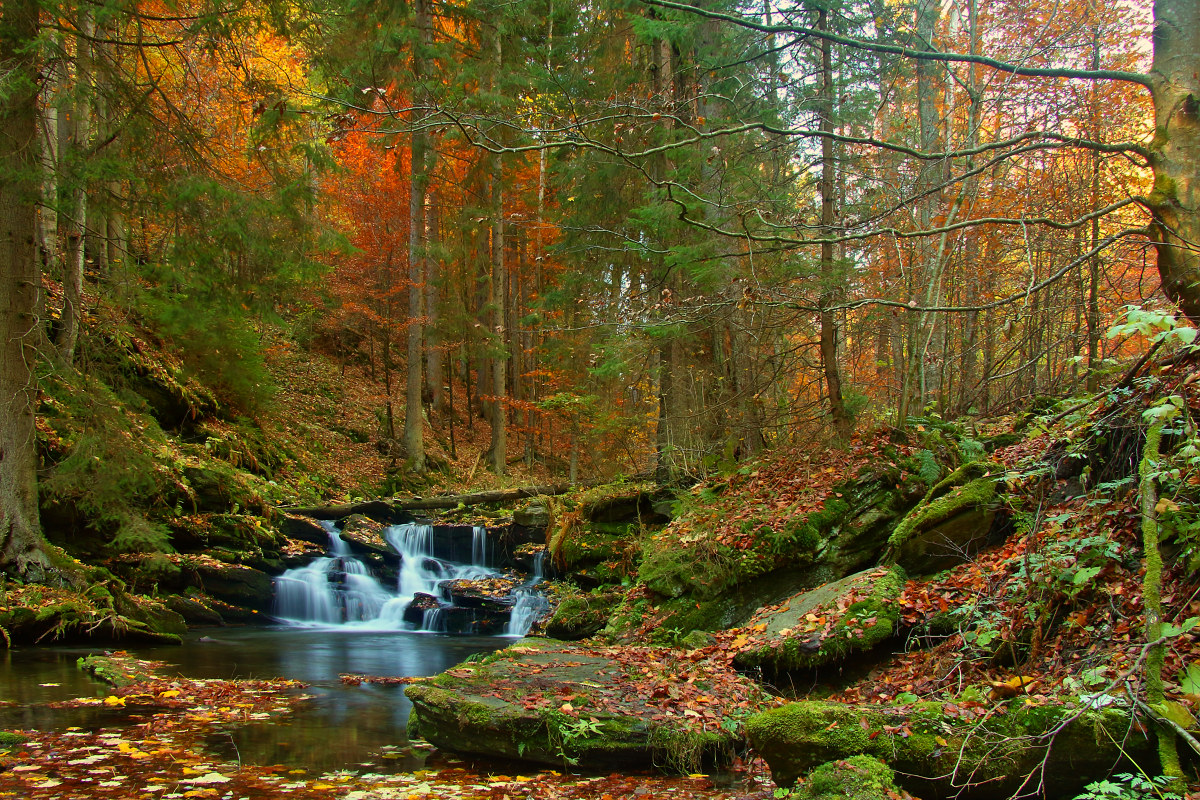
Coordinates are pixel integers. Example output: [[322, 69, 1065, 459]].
[[339, 514, 393, 556], [405, 639, 771, 773], [731, 566, 905, 674]]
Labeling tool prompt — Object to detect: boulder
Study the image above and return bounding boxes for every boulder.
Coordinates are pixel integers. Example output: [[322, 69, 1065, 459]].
[[545, 589, 623, 640], [278, 514, 331, 546], [883, 462, 1004, 575], [783, 756, 903, 800], [340, 514, 394, 556], [187, 559, 274, 611], [514, 501, 551, 529], [746, 699, 1155, 800], [582, 488, 674, 524], [402, 592, 443, 627], [406, 639, 770, 773], [733, 566, 905, 674], [161, 594, 225, 627]]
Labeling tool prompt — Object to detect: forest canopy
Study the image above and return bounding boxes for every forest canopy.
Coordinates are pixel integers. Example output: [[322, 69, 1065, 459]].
[[1, 0, 1197, 577]]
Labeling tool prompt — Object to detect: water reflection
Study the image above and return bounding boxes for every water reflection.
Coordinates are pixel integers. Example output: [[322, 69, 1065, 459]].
[[0, 627, 507, 774]]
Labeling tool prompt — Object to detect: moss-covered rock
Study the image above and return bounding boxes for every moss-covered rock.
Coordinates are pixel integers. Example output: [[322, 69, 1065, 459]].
[[545, 589, 623, 640], [177, 558, 274, 611], [884, 462, 1003, 575], [732, 566, 905, 673], [339, 514, 392, 556], [406, 640, 770, 773], [78, 654, 158, 688], [560, 524, 641, 586], [615, 467, 924, 645], [279, 514, 331, 546], [514, 501, 551, 528], [747, 699, 1155, 800], [0, 579, 184, 645], [783, 756, 902, 800]]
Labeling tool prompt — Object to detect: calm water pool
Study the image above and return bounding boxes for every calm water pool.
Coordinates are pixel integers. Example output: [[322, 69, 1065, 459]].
[[0, 627, 507, 773]]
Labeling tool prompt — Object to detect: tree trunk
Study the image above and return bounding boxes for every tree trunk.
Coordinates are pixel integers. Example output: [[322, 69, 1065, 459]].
[[426, 182, 444, 412], [489, 29, 506, 476], [1149, 0, 1200, 322], [817, 7, 851, 442], [0, 0, 52, 581], [405, 0, 431, 473], [56, 5, 94, 365]]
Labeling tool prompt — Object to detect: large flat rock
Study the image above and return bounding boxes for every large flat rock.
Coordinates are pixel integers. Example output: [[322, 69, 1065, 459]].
[[405, 639, 771, 773], [732, 566, 905, 673]]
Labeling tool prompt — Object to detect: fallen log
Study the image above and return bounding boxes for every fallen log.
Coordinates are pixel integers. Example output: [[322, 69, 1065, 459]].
[[281, 482, 588, 521]]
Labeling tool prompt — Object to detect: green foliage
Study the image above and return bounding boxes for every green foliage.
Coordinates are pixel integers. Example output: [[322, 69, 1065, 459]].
[[1007, 532, 1124, 601], [1107, 306, 1199, 350], [914, 449, 941, 486], [40, 373, 177, 554], [141, 295, 276, 413], [1075, 773, 1182, 800]]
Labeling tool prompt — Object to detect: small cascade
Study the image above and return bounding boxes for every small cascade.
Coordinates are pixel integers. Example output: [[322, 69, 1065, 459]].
[[273, 520, 549, 636], [504, 551, 550, 637], [273, 522, 392, 625]]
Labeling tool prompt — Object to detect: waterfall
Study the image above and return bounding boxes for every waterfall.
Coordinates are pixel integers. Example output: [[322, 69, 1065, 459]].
[[272, 520, 549, 636], [503, 551, 550, 637], [273, 522, 392, 625]]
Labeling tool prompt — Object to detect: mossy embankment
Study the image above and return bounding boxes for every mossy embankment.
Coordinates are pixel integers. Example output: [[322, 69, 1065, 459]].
[[746, 698, 1155, 799], [7, 308, 392, 643]]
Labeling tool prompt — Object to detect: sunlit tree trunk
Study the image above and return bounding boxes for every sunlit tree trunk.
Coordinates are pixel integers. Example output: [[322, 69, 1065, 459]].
[[405, 0, 431, 473], [1148, 0, 1200, 323], [0, 0, 52, 580]]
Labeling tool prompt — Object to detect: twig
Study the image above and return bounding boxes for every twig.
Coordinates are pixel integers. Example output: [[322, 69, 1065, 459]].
[[1130, 695, 1200, 757]]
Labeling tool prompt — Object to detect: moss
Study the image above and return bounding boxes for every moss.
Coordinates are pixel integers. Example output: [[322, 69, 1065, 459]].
[[78, 654, 157, 688], [0, 732, 28, 749], [736, 567, 906, 673], [747, 699, 1156, 796], [638, 536, 739, 600], [886, 464, 999, 552], [648, 724, 728, 775], [546, 589, 622, 640], [788, 755, 899, 800]]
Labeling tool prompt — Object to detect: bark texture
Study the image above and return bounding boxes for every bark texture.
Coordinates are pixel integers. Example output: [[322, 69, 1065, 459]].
[[1149, 0, 1200, 322], [0, 0, 52, 580]]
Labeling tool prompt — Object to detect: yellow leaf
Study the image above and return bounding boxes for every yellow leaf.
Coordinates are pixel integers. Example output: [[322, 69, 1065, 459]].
[[103, 695, 126, 706], [159, 690, 181, 698], [1156, 498, 1180, 514], [935, 736, 948, 746]]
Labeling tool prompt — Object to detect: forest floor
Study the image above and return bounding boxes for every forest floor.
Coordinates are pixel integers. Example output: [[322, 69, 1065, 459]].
[[263, 329, 563, 500]]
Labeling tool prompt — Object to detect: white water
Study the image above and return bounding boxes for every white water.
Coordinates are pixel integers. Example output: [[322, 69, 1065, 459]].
[[504, 551, 550, 637], [273, 522, 393, 625], [273, 522, 548, 635]]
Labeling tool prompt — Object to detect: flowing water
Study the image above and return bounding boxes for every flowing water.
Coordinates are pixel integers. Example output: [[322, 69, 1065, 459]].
[[506, 551, 550, 637], [273, 522, 541, 635], [0, 522, 551, 773]]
